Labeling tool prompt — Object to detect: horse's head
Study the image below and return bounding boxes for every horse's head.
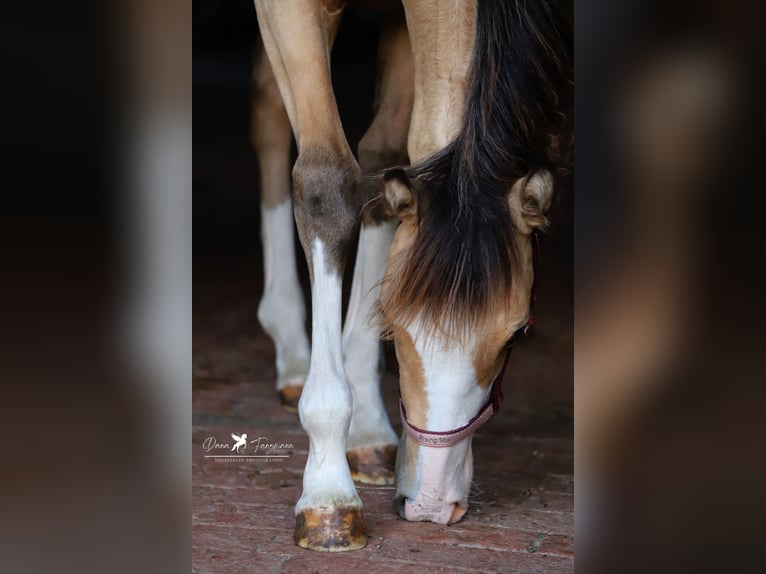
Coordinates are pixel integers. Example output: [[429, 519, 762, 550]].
[[379, 168, 553, 524]]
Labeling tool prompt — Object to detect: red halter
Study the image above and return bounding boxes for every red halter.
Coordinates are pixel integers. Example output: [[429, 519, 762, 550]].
[[398, 232, 540, 448]]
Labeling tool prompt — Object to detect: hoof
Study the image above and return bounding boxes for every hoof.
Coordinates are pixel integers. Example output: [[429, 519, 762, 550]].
[[278, 385, 302, 412], [294, 507, 367, 552], [347, 445, 396, 486]]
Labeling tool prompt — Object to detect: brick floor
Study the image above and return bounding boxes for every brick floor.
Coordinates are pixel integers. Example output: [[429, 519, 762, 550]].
[[192, 261, 573, 573]]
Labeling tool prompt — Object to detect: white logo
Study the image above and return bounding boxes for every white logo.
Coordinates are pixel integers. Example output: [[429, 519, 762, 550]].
[[231, 433, 248, 453], [202, 434, 295, 462]]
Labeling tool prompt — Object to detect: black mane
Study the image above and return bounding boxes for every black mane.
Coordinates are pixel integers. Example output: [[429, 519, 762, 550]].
[[381, 0, 572, 339]]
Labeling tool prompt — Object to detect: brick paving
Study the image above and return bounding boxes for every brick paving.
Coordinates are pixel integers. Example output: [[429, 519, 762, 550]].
[[192, 252, 573, 573]]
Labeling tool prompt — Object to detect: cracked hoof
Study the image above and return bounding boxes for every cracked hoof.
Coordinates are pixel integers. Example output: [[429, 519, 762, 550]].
[[347, 445, 396, 485], [278, 385, 302, 412], [294, 507, 367, 552]]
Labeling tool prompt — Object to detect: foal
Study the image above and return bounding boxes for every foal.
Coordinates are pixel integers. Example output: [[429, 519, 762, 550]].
[[252, 0, 571, 551]]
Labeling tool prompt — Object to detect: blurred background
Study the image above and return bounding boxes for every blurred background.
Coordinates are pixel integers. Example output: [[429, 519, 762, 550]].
[[575, 1, 766, 572], [0, 0, 764, 572]]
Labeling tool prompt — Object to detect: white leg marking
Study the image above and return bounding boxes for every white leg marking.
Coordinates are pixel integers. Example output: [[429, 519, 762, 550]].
[[342, 222, 398, 450], [297, 239, 360, 511], [257, 199, 311, 390]]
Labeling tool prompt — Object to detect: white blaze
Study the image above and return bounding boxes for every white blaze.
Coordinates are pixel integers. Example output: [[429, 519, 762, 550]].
[[400, 320, 490, 521], [408, 323, 489, 432]]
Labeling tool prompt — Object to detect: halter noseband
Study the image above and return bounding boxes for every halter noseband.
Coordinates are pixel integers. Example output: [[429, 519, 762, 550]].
[[398, 232, 540, 448], [398, 322, 530, 447]]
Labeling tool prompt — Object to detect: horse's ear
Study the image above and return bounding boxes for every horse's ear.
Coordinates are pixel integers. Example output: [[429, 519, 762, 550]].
[[508, 170, 554, 234], [382, 168, 417, 221]]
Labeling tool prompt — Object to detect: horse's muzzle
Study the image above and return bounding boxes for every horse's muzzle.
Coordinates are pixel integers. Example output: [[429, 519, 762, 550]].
[[394, 494, 468, 525]]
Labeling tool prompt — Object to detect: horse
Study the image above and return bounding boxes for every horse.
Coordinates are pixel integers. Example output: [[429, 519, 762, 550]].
[[251, 0, 571, 552]]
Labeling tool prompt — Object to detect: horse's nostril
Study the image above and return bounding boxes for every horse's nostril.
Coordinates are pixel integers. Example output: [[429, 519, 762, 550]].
[[393, 495, 407, 519]]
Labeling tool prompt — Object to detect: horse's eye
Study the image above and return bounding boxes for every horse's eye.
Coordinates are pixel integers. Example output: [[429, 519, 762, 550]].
[[507, 320, 533, 348], [521, 321, 533, 337]]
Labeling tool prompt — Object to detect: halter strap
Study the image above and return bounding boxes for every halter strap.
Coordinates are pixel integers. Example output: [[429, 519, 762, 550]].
[[398, 232, 540, 448], [399, 339, 511, 447]]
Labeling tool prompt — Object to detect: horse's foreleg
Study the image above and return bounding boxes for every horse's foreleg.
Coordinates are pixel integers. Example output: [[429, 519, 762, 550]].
[[251, 42, 310, 411], [343, 12, 413, 486], [255, 0, 366, 552]]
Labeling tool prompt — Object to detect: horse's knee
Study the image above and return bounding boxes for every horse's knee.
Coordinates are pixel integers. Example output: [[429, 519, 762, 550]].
[[292, 148, 361, 269]]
